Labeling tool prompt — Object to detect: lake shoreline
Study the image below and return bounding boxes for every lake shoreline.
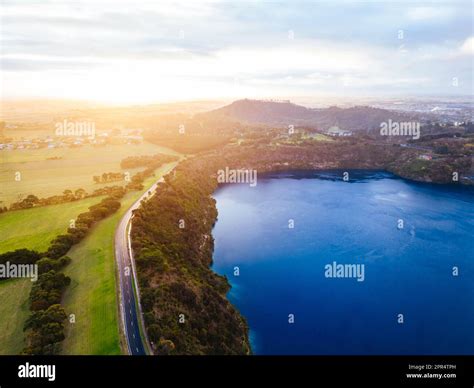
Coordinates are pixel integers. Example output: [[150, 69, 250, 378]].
[[211, 169, 474, 355]]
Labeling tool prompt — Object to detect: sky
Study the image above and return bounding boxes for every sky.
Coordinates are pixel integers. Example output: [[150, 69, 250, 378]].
[[0, 0, 473, 104]]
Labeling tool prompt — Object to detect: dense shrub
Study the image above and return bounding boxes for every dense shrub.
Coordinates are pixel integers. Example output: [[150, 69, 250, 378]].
[[23, 304, 68, 355], [0, 249, 41, 266], [131, 157, 250, 355]]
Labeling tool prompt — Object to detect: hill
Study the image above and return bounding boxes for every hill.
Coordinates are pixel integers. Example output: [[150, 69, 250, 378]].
[[201, 99, 420, 133]]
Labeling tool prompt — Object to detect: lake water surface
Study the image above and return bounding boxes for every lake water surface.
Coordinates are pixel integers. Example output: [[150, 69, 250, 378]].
[[211, 170, 474, 355]]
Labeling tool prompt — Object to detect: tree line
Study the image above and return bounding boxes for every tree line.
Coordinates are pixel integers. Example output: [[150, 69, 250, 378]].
[[131, 156, 250, 355], [8, 187, 123, 212], [123, 153, 178, 191]]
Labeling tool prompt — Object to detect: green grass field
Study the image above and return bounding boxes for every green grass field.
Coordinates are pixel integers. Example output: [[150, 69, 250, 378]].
[[61, 161, 179, 355], [0, 279, 32, 355], [0, 197, 104, 254], [0, 142, 179, 206], [60, 211, 123, 355], [0, 197, 104, 355], [0, 140, 180, 355]]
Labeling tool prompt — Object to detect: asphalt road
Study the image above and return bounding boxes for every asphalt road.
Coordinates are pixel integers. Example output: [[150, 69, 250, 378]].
[[114, 164, 176, 355]]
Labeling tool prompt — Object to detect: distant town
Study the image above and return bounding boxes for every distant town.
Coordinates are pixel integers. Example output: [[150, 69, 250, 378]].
[[0, 125, 144, 151]]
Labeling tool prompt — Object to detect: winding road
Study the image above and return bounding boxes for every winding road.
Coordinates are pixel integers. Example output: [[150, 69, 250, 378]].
[[114, 162, 177, 355]]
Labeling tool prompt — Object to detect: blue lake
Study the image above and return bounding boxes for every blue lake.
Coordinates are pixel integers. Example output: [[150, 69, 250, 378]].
[[211, 170, 474, 355]]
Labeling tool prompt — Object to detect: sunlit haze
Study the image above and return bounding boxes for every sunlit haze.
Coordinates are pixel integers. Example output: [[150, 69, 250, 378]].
[[1, 0, 473, 104]]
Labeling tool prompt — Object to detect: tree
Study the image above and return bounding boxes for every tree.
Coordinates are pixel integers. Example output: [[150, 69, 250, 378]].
[[74, 188, 86, 199], [157, 338, 175, 355], [63, 189, 73, 196], [29, 271, 71, 311], [23, 304, 67, 355], [0, 249, 41, 266], [23, 194, 39, 208], [36, 256, 71, 274]]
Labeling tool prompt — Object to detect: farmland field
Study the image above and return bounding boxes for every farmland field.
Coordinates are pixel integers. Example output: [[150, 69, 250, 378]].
[[0, 196, 104, 253], [0, 196, 105, 355], [0, 142, 179, 206], [0, 279, 31, 355]]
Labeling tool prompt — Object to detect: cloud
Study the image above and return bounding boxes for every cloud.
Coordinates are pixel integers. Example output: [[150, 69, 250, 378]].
[[406, 6, 456, 22], [460, 36, 474, 55], [0, 56, 97, 71], [1, 0, 472, 101]]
